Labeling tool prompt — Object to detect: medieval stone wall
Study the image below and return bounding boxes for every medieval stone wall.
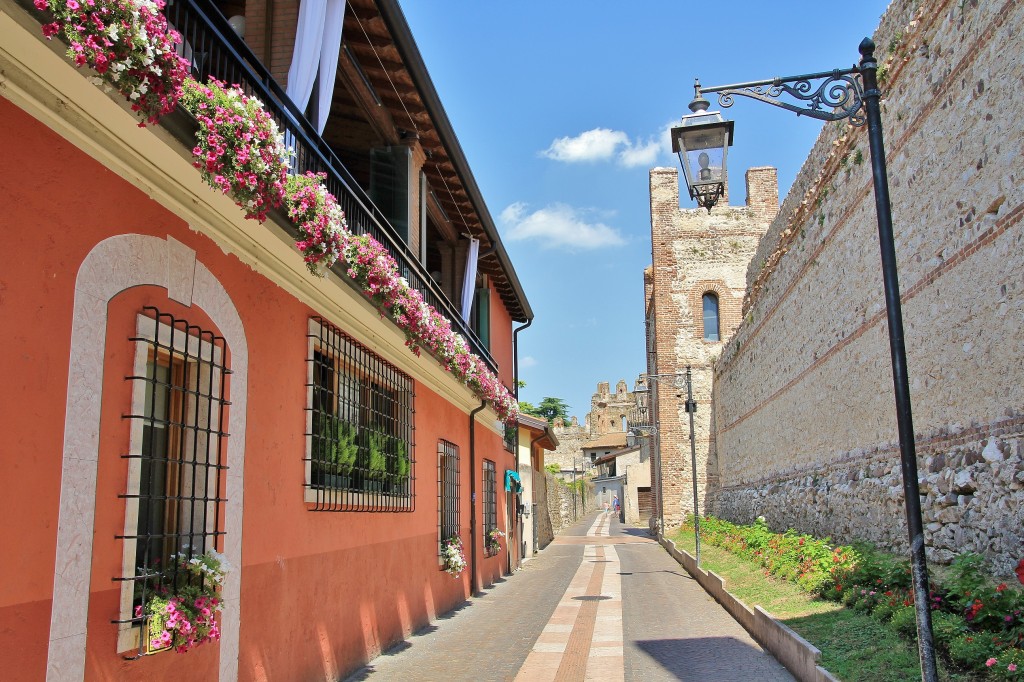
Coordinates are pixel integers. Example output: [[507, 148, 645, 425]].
[[709, 0, 1024, 574]]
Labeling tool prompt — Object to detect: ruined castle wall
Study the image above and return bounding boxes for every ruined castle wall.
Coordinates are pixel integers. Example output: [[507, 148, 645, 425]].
[[711, 0, 1024, 574]]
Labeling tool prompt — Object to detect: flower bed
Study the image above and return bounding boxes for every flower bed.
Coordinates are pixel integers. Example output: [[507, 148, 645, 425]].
[[685, 515, 1023, 679]]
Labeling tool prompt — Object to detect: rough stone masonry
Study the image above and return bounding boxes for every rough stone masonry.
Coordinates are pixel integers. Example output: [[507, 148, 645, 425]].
[[705, 0, 1023, 574]]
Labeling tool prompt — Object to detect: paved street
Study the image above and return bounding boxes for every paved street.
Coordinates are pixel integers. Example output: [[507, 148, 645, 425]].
[[345, 512, 792, 681]]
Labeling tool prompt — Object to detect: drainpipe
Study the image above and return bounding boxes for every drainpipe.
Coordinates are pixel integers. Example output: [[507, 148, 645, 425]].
[[512, 319, 533, 568], [469, 400, 487, 595], [512, 319, 532, 402]]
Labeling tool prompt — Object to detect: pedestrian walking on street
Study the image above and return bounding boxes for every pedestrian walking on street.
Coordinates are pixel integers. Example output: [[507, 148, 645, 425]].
[[612, 494, 620, 513]]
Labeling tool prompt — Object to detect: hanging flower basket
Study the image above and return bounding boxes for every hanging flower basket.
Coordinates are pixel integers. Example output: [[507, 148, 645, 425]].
[[136, 550, 231, 654], [485, 528, 505, 556], [442, 535, 467, 578]]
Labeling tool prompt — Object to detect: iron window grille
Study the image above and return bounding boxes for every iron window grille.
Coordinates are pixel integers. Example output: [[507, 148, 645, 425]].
[[503, 422, 517, 453], [115, 308, 230, 654], [438, 440, 460, 559], [305, 317, 415, 512], [482, 459, 498, 556]]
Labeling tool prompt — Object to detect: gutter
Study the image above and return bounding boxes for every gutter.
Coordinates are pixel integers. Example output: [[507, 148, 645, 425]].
[[469, 400, 487, 595], [375, 0, 534, 323]]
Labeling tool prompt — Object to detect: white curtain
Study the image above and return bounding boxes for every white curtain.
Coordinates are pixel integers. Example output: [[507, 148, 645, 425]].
[[461, 238, 480, 322], [286, 0, 345, 135]]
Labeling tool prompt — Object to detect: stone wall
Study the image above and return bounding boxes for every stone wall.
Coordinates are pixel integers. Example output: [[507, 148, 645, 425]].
[[534, 468, 554, 550], [543, 471, 596, 536], [710, 0, 1024, 574]]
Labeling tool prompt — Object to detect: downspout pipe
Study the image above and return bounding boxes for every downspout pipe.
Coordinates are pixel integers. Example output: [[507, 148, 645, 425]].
[[469, 400, 487, 595], [512, 319, 533, 401]]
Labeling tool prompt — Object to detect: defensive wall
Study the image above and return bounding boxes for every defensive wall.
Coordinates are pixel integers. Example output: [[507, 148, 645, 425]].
[[709, 0, 1024, 573]]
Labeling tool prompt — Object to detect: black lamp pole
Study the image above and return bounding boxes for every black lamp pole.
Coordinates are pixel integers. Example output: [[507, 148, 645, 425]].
[[684, 38, 937, 682], [684, 366, 701, 566]]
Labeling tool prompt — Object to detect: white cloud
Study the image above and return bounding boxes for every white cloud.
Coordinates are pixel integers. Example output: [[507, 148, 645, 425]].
[[618, 138, 661, 167], [541, 126, 673, 167], [500, 202, 626, 250], [520, 355, 538, 368], [541, 128, 629, 163]]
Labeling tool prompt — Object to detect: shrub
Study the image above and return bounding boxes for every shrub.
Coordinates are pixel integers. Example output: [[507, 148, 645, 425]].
[[931, 611, 966, 648], [890, 606, 918, 638]]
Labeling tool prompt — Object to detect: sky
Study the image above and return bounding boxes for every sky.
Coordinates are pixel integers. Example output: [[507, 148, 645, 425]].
[[399, 0, 893, 419]]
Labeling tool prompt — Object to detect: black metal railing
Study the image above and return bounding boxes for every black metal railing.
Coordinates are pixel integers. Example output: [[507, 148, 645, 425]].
[[306, 317, 415, 512], [162, 0, 496, 371], [438, 440, 460, 557], [115, 306, 231, 648]]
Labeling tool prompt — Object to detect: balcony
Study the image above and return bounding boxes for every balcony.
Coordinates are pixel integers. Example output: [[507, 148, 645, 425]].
[[18, 0, 532, 373]]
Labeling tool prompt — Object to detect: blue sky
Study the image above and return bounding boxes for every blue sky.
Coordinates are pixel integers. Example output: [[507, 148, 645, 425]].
[[399, 1, 893, 419]]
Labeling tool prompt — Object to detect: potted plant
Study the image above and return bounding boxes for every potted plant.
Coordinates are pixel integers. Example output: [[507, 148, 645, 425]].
[[318, 415, 358, 488], [389, 438, 410, 492], [365, 430, 388, 489], [137, 549, 230, 654]]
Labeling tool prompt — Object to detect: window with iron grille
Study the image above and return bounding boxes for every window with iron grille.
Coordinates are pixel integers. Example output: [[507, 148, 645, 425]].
[[438, 440, 460, 558], [482, 459, 497, 556], [306, 317, 415, 512], [115, 308, 230, 653], [503, 422, 517, 453]]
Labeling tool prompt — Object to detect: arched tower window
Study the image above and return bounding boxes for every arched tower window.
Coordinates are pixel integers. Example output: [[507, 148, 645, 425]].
[[702, 292, 720, 341]]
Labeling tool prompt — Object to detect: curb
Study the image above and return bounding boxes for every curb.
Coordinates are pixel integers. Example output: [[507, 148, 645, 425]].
[[658, 536, 839, 682]]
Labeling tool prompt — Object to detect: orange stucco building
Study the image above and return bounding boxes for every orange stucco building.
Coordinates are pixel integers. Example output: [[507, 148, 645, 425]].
[[0, 0, 532, 678]]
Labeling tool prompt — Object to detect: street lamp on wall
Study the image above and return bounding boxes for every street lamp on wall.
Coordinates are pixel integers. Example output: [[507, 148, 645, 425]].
[[679, 38, 936, 682], [631, 371, 703, 567], [670, 84, 734, 212]]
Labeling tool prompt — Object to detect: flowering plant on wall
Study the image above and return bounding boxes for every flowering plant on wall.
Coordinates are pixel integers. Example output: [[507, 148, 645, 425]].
[[36, 0, 189, 125], [342, 232, 519, 424], [442, 535, 467, 578], [180, 77, 290, 222], [137, 549, 230, 654], [485, 528, 505, 556], [284, 172, 346, 275]]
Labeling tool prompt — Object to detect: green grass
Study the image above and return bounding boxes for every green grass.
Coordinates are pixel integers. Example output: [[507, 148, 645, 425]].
[[669, 530, 979, 682]]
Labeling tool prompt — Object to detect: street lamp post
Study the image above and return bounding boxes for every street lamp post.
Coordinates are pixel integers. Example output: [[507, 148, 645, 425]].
[[674, 38, 936, 682], [632, 371, 702, 566]]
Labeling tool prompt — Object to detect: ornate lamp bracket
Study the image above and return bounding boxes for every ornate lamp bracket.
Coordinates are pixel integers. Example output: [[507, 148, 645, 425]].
[[701, 67, 867, 126]]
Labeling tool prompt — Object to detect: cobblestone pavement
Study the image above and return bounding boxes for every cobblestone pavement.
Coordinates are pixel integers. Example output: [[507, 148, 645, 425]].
[[344, 512, 793, 681]]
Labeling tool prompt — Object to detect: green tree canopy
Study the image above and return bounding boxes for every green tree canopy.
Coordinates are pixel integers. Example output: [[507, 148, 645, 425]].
[[535, 397, 570, 425]]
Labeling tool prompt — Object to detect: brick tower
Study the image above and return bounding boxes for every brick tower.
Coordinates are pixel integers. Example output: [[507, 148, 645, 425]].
[[645, 166, 778, 527]]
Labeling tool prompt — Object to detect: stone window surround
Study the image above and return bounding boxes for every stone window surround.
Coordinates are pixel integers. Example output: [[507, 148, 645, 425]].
[[48, 234, 248, 682], [303, 316, 414, 509], [116, 313, 226, 654]]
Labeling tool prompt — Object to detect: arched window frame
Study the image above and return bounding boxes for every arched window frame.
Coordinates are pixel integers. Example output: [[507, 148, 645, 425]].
[[702, 291, 721, 342]]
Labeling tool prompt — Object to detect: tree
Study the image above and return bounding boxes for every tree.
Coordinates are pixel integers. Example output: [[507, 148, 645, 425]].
[[518, 400, 541, 417], [535, 397, 570, 425]]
